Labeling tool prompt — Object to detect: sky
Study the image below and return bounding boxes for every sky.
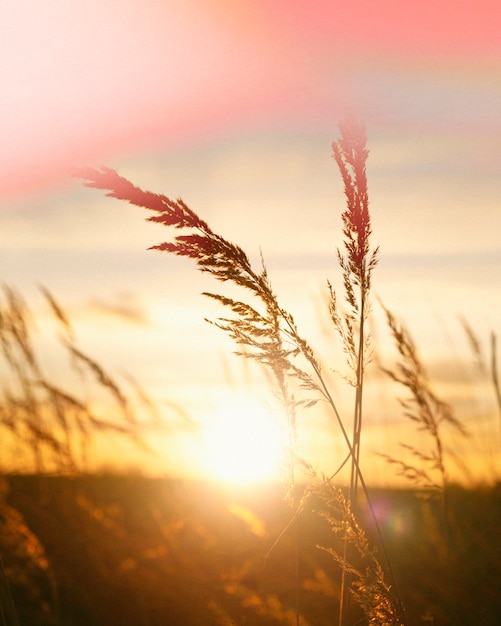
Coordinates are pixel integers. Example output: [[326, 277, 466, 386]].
[[1, 1, 500, 485]]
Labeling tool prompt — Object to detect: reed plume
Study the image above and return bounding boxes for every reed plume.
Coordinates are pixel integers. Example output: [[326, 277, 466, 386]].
[[76, 121, 404, 625], [329, 118, 380, 624], [380, 304, 467, 493]]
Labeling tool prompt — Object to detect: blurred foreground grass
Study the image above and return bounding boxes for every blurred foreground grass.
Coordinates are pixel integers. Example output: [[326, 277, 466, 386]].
[[1, 474, 499, 626]]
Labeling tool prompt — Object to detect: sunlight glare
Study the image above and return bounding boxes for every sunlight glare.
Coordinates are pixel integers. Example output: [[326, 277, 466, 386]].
[[201, 398, 285, 485]]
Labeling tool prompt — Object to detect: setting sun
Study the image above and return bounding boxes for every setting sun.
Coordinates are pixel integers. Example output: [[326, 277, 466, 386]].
[[200, 397, 286, 485]]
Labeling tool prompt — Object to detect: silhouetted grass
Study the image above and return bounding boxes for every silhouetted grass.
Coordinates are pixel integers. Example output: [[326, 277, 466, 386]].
[[0, 286, 154, 474], [76, 120, 405, 624], [1, 120, 497, 625]]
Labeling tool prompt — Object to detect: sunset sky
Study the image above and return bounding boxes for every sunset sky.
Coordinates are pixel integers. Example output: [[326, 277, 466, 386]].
[[1, 1, 500, 484]]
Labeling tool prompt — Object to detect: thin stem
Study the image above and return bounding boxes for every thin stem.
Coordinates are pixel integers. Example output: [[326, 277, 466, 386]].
[[350, 269, 367, 502], [340, 269, 366, 626], [490, 332, 501, 443], [285, 400, 301, 626], [280, 311, 405, 622]]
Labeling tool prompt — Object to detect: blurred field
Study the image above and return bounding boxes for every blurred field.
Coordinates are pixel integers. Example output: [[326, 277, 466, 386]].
[[1, 474, 500, 626]]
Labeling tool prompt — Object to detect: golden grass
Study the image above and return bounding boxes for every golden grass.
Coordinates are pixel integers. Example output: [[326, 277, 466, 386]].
[[76, 120, 407, 625], [0, 286, 153, 474]]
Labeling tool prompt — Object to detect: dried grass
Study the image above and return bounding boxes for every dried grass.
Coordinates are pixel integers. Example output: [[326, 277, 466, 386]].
[[0, 286, 151, 474], [77, 120, 405, 625]]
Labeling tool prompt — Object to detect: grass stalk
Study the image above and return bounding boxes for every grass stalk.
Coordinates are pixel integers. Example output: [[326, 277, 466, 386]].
[[330, 119, 378, 625], [76, 120, 404, 625], [381, 304, 474, 619], [0, 286, 155, 474], [490, 332, 501, 441]]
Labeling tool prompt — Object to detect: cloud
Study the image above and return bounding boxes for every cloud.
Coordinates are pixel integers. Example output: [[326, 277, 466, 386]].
[[86, 293, 149, 325]]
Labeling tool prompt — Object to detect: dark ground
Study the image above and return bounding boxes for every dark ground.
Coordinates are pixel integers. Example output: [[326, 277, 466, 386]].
[[0, 475, 499, 626]]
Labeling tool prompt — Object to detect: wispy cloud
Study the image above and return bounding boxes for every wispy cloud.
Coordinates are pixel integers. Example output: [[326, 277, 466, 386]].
[[86, 293, 149, 326]]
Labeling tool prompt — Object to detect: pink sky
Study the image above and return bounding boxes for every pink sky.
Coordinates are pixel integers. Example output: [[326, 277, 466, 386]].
[[2, 0, 499, 201]]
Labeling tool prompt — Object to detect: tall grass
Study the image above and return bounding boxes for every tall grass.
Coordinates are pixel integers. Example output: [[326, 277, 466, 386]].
[[0, 115, 489, 625], [0, 285, 150, 474], [0, 286, 175, 625], [330, 119, 379, 625], [379, 304, 468, 494], [460, 318, 501, 443], [77, 119, 407, 624]]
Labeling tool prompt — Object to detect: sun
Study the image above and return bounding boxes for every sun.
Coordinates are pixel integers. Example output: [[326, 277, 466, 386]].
[[200, 397, 285, 485]]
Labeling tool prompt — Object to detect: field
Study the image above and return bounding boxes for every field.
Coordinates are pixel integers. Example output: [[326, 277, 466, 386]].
[[1, 474, 500, 626], [1, 121, 500, 625]]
